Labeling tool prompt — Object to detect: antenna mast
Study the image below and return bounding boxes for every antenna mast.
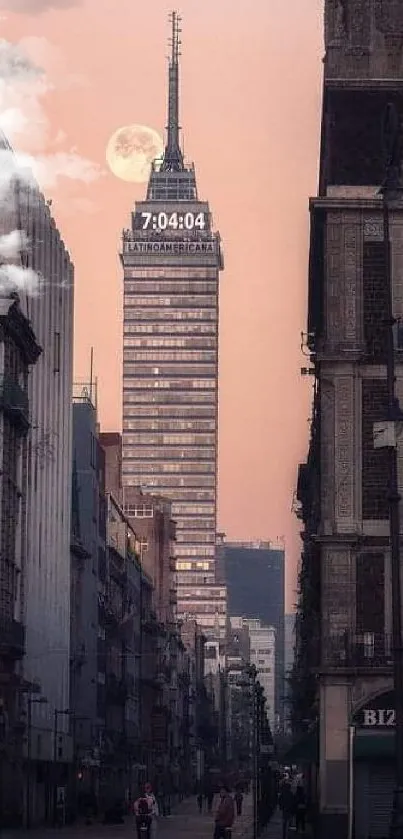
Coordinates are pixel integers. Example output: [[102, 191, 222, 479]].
[[161, 10, 184, 172]]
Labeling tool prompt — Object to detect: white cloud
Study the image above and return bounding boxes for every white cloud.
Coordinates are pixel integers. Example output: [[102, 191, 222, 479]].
[[0, 38, 102, 193], [0, 0, 81, 12], [0, 229, 29, 259], [0, 264, 42, 297]]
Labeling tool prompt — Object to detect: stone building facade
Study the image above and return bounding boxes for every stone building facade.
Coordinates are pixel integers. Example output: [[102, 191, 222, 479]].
[[295, 2, 403, 838]]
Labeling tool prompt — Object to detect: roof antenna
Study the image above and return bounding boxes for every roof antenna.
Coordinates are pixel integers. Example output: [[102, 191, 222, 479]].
[[160, 11, 184, 173]]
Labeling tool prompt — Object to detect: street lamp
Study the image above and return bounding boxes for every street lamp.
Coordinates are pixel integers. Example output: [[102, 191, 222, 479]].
[[53, 708, 71, 825], [379, 102, 403, 839], [26, 695, 47, 829]]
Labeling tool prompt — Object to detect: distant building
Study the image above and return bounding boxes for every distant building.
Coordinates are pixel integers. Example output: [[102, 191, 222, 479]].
[[231, 617, 276, 733], [69, 390, 106, 810], [218, 540, 285, 727], [284, 614, 295, 734]]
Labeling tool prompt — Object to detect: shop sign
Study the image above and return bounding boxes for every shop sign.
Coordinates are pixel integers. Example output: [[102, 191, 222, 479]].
[[353, 690, 395, 728]]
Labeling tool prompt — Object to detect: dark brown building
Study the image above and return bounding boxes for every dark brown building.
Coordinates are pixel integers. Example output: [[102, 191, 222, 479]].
[[292, 3, 403, 839], [0, 297, 41, 826]]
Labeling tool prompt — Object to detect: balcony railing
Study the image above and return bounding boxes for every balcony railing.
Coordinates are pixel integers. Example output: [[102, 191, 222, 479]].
[[0, 614, 25, 658], [0, 376, 29, 432], [321, 632, 393, 668]]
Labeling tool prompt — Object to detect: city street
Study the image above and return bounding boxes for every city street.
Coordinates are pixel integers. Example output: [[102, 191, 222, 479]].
[[1, 795, 262, 839]]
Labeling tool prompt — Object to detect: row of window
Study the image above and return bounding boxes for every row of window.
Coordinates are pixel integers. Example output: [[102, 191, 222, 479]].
[[123, 390, 216, 404], [123, 337, 216, 349], [123, 450, 216, 461], [123, 350, 216, 362], [124, 322, 217, 335], [176, 561, 214, 571], [125, 267, 218, 280], [175, 602, 226, 615], [175, 546, 215, 557], [124, 281, 217, 294], [172, 503, 215, 515], [123, 419, 215, 432], [122, 378, 217, 390], [127, 487, 217, 502], [176, 532, 216, 544], [126, 432, 216, 453], [122, 461, 215, 476], [122, 402, 215, 417], [124, 309, 217, 322], [124, 295, 217, 308], [124, 365, 216, 378]]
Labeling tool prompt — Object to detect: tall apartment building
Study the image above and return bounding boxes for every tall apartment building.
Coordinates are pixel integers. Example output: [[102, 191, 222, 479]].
[[293, 3, 403, 838], [0, 138, 74, 824], [218, 540, 284, 727], [120, 14, 224, 639], [19, 171, 74, 819]]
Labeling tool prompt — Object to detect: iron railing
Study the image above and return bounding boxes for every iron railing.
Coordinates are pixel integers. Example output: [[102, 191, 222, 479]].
[[321, 632, 393, 668]]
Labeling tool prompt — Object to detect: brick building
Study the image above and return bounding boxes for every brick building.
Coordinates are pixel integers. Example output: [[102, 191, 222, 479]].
[[292, 3, 403, 839]]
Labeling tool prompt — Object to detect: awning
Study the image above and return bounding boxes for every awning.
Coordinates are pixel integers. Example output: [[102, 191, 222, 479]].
[[282, 727, 319, 765], [354, 731, 395, 760]]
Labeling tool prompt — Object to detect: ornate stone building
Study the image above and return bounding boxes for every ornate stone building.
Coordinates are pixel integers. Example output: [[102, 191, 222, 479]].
[[296, 2, 403, 838]]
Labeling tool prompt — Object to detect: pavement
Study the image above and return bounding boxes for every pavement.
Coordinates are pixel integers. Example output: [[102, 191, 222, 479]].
[[0, 795, 289, 839]]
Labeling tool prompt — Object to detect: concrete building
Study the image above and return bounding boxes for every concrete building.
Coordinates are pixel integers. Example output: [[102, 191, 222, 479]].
[[120, 13, 224, 638], [293, 3, 403, 837], [231, 617, 276, 734], [0, 161, 75, 823], [69, 388, 106, 810], [218, 540, 284, 727], [99, 433, 177, 627]]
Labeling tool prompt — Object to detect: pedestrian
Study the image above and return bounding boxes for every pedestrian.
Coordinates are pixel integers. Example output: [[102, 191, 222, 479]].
[[206, 787, 214, 813], [214, 786, 235, 839], [133, 792, 152, 839], [144, 783, 159, 839], [278, 779, 295, 839], [295, 785, 307, 833], [234, 789, 243, 817], [197, 792, 203, 814]]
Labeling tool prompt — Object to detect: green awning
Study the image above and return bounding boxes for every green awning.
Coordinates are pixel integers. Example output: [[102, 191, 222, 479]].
[[283, 727, 319, 764], [354, 731, 395, 760]]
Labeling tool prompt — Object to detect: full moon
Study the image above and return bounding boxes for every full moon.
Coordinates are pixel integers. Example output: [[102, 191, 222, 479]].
[[106, 124, 164, 183]]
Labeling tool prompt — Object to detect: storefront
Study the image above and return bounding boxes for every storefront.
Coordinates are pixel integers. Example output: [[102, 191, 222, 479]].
[[353, 691, 395, 839]]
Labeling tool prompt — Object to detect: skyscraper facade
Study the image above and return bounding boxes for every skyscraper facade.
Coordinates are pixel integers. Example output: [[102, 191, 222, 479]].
[[121, 14, 225, 637]]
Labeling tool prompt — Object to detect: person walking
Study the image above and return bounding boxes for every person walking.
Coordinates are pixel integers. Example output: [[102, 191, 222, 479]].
[[279, 779, 295, 839], [206, 785, 214, 813], [133, 792, 152, 839], [214, 786, 235, 839], [144, 783, 159, 839], [295, 785, 307, 833], [197, 791, 203, 814], [234, 789, 243, 817]]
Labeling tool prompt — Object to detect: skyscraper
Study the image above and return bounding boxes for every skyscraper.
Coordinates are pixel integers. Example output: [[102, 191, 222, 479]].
[[121, 13, 225, 638]]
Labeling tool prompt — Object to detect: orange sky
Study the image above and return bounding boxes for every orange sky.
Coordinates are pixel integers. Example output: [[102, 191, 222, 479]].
[[4, 0, 324, 611]]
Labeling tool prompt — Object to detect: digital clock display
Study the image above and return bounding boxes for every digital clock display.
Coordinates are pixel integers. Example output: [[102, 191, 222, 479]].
[[137, 211, 207, 232]]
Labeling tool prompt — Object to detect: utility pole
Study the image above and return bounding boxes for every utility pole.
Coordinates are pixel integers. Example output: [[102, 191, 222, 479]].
[[379, 102, 403, 839]]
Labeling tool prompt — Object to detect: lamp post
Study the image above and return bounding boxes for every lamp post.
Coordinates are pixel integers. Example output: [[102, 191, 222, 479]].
[[53, 708, 70, 825], [380, 102, 403, 839], [26, 696, 47, 829]]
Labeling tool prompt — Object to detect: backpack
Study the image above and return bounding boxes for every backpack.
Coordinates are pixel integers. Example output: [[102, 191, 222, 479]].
[[137, 798, 150, 816]]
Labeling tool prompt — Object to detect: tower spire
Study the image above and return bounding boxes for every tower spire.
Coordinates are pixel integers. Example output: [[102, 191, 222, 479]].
[[161, 10, 184, 173]]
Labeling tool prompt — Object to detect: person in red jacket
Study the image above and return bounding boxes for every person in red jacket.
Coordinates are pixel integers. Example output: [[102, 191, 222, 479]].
[[214, 786, 235, 839]]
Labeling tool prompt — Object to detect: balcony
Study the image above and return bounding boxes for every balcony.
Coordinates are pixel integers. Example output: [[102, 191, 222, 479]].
[[321, 632, 393, 670], [0, 377, 29, 433], [0, 615, 25, 659]]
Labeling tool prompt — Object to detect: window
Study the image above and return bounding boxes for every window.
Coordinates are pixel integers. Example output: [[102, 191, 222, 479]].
[[124, 504, 153, 518]]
